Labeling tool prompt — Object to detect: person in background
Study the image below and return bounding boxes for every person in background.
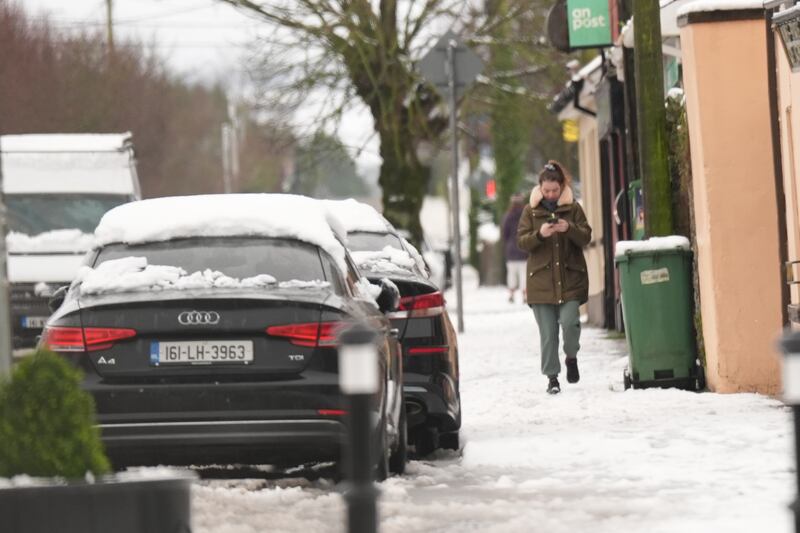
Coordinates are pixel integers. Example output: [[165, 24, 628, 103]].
[[516, 160, 591, 395], [501, 193, 528, 303]]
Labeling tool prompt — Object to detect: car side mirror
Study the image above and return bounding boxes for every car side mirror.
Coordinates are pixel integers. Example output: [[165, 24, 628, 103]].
[[375, 278, 400, 313], [47, 285, 69, 313]]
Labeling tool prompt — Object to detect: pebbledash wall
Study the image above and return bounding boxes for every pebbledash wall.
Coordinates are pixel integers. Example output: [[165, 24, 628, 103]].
[[679, 5, 783, 394]]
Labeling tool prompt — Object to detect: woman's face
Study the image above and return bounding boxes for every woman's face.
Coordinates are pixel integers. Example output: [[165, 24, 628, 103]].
[[541, 180, 562, 202]]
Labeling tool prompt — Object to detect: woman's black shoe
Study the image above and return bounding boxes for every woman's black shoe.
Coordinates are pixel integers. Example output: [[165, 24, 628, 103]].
[[547, 376, 561, 394], [566, 357, 580, 384]]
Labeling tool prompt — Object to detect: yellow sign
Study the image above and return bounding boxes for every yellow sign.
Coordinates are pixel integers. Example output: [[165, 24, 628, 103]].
[[562, 120, 579, 142]]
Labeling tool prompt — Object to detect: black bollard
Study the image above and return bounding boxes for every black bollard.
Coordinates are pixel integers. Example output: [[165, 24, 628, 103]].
[[338, 322, 380, 533], [780, 329, 800, 533]]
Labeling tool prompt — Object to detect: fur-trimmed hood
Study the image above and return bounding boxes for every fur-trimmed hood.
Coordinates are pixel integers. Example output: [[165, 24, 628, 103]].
[[529, 184, 575, 209]]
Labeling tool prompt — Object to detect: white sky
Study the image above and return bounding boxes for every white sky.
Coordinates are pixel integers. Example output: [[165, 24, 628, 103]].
[[18, 0, 381, 179]]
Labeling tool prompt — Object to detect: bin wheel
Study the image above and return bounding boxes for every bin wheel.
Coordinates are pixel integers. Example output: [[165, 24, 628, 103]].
[[695, 364, 706, 392], [623, 368, 632, 391]]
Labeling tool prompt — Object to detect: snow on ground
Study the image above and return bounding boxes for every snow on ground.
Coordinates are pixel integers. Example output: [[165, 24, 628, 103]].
[[192, 268, 795, 533]]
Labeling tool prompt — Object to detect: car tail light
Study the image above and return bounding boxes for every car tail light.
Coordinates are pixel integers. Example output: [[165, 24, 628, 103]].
[[397, 291, 445, 316], [408, 345, 449, 356], [266, 321, 346, 347], [83, 328, 137, 351], [317, 409, 347, 416], [42, 326, 137, 352]]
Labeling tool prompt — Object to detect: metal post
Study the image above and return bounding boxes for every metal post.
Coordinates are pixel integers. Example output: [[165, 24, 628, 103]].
[[780, 329, 800, 533], [221, 123, 232, 194], [105, 0, 115, 57], [338, 322, 380, 533], [0, 138, 12, 375], [447, 40, 464, 333]]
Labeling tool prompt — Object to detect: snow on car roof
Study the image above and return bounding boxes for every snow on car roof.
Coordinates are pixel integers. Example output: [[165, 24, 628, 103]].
[[0, 133, 132, 152], [320, 199, 392, 233], [94, 194, 348, 271]]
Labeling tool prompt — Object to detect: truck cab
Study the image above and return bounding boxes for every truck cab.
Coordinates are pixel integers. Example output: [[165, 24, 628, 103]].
[[1, 133, 141, 353]]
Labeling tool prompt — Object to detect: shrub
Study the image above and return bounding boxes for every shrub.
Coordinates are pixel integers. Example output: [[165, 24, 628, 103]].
[[0, 349, 110, 478]]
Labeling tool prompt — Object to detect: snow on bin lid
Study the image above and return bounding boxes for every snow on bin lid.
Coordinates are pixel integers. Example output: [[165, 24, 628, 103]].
[[320, 199, 392, 233], [94, 194, 347, 271], [615, 236, 691, 257]]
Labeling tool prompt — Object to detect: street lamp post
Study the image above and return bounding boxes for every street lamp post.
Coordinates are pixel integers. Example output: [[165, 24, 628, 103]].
[[780, 329, 800, 533], [338, 322, 380, 533]]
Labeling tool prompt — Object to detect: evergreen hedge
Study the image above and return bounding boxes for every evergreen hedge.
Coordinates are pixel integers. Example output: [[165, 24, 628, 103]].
[[0, 350, 110, 478]]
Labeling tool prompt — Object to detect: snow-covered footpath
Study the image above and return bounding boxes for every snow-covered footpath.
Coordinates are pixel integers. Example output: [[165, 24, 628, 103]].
[[193, 272, 795, 533]]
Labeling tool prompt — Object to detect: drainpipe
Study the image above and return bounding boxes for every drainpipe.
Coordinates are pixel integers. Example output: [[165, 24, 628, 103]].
[[765, 7, 791, 327]]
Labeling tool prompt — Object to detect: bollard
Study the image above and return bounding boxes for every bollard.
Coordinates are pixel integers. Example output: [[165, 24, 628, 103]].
[[338, 321, 380, 533], [780, 329, 800, 533]]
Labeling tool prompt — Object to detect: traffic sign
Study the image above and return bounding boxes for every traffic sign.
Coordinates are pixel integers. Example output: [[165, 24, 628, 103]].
[[418, 30, 484, 102]]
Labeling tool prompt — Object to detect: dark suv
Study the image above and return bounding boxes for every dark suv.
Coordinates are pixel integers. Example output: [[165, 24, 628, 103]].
[[329, 209, 460, 456]]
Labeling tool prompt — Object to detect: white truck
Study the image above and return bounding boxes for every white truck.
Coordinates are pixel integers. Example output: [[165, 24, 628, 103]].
[[1, 133, 141, 351]]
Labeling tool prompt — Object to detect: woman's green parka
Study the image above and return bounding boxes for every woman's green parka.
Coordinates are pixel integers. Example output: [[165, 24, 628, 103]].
[[516, 185, 592, 305]]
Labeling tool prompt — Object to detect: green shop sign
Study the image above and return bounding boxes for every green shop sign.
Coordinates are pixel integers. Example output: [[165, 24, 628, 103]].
[[567, 0, 614, 48]]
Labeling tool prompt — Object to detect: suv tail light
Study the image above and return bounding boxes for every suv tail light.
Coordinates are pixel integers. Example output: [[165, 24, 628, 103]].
[[266, 322, 346, 347], [397, 291, 445, 316], [42, 326, 137, 352]]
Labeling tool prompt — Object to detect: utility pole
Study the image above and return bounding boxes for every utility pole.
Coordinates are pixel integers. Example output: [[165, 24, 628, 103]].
[[221, 124, 232, 194], [632, 0, 673, 237], [446, 40, 465, 334], [105, 0, 115, 57], [0, 138, 13, 376]]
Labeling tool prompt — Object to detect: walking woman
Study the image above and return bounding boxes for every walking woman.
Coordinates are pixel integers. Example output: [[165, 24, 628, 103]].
[[517, 161, 591, 394]]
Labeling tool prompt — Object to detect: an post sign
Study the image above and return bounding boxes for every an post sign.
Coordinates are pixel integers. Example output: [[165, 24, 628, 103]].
[[566, 0, 618, 49]]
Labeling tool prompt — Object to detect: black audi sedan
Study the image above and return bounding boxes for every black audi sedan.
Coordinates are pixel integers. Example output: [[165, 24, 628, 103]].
[[323, 199, 461, 456], [41, 194, 407, 476]]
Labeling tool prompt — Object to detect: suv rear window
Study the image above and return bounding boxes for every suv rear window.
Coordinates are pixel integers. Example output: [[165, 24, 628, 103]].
[[347, 231, 403, 252], [94, 237, 332, 286]]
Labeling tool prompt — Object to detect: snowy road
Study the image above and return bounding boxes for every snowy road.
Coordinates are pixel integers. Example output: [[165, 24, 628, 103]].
[[193, 275, 796, 533]]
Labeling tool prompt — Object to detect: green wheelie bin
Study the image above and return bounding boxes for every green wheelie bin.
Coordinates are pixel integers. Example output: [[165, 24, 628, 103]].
[[614, 238, 704, 391]]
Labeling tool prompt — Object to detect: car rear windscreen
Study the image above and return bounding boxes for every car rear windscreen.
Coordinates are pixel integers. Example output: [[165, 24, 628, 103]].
[[6, 194, 130, 234], [94, 237, 330, 283], [347, 231, 403, 252]]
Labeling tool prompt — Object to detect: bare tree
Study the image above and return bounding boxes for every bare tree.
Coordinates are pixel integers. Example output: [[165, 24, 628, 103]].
[[221, 0, 557, 243]]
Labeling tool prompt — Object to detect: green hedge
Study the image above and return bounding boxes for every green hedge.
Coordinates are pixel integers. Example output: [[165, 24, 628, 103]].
[[0, 350, 110, 478]]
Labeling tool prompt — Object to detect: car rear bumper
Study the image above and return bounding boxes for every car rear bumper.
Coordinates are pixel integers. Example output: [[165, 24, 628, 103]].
[[403, 373, 460, 432], [99, 419, 347, 467]]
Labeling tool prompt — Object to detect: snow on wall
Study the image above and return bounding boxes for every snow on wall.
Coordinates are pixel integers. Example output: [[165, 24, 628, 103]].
[[93, 194, 348, 273], [677, 0, 764, 17]]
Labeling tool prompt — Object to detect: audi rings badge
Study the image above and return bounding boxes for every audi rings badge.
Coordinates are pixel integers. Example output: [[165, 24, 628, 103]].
[[177, 310, 221, 326]]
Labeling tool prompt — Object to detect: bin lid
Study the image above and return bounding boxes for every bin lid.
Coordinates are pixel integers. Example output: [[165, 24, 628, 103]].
[[615, 236, 690, 260]]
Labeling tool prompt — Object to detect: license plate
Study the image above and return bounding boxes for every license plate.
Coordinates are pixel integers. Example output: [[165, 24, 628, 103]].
[[150, 340, 254, 365], [21, 316, 48, 329]]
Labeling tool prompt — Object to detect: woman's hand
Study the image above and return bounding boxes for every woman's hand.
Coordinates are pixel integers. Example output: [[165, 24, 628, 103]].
[[554, 219, 569, 233], [539, 222, 556, 238]]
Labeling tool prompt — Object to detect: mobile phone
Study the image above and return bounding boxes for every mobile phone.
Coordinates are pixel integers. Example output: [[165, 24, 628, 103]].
[[547, 218, 559, 225]]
